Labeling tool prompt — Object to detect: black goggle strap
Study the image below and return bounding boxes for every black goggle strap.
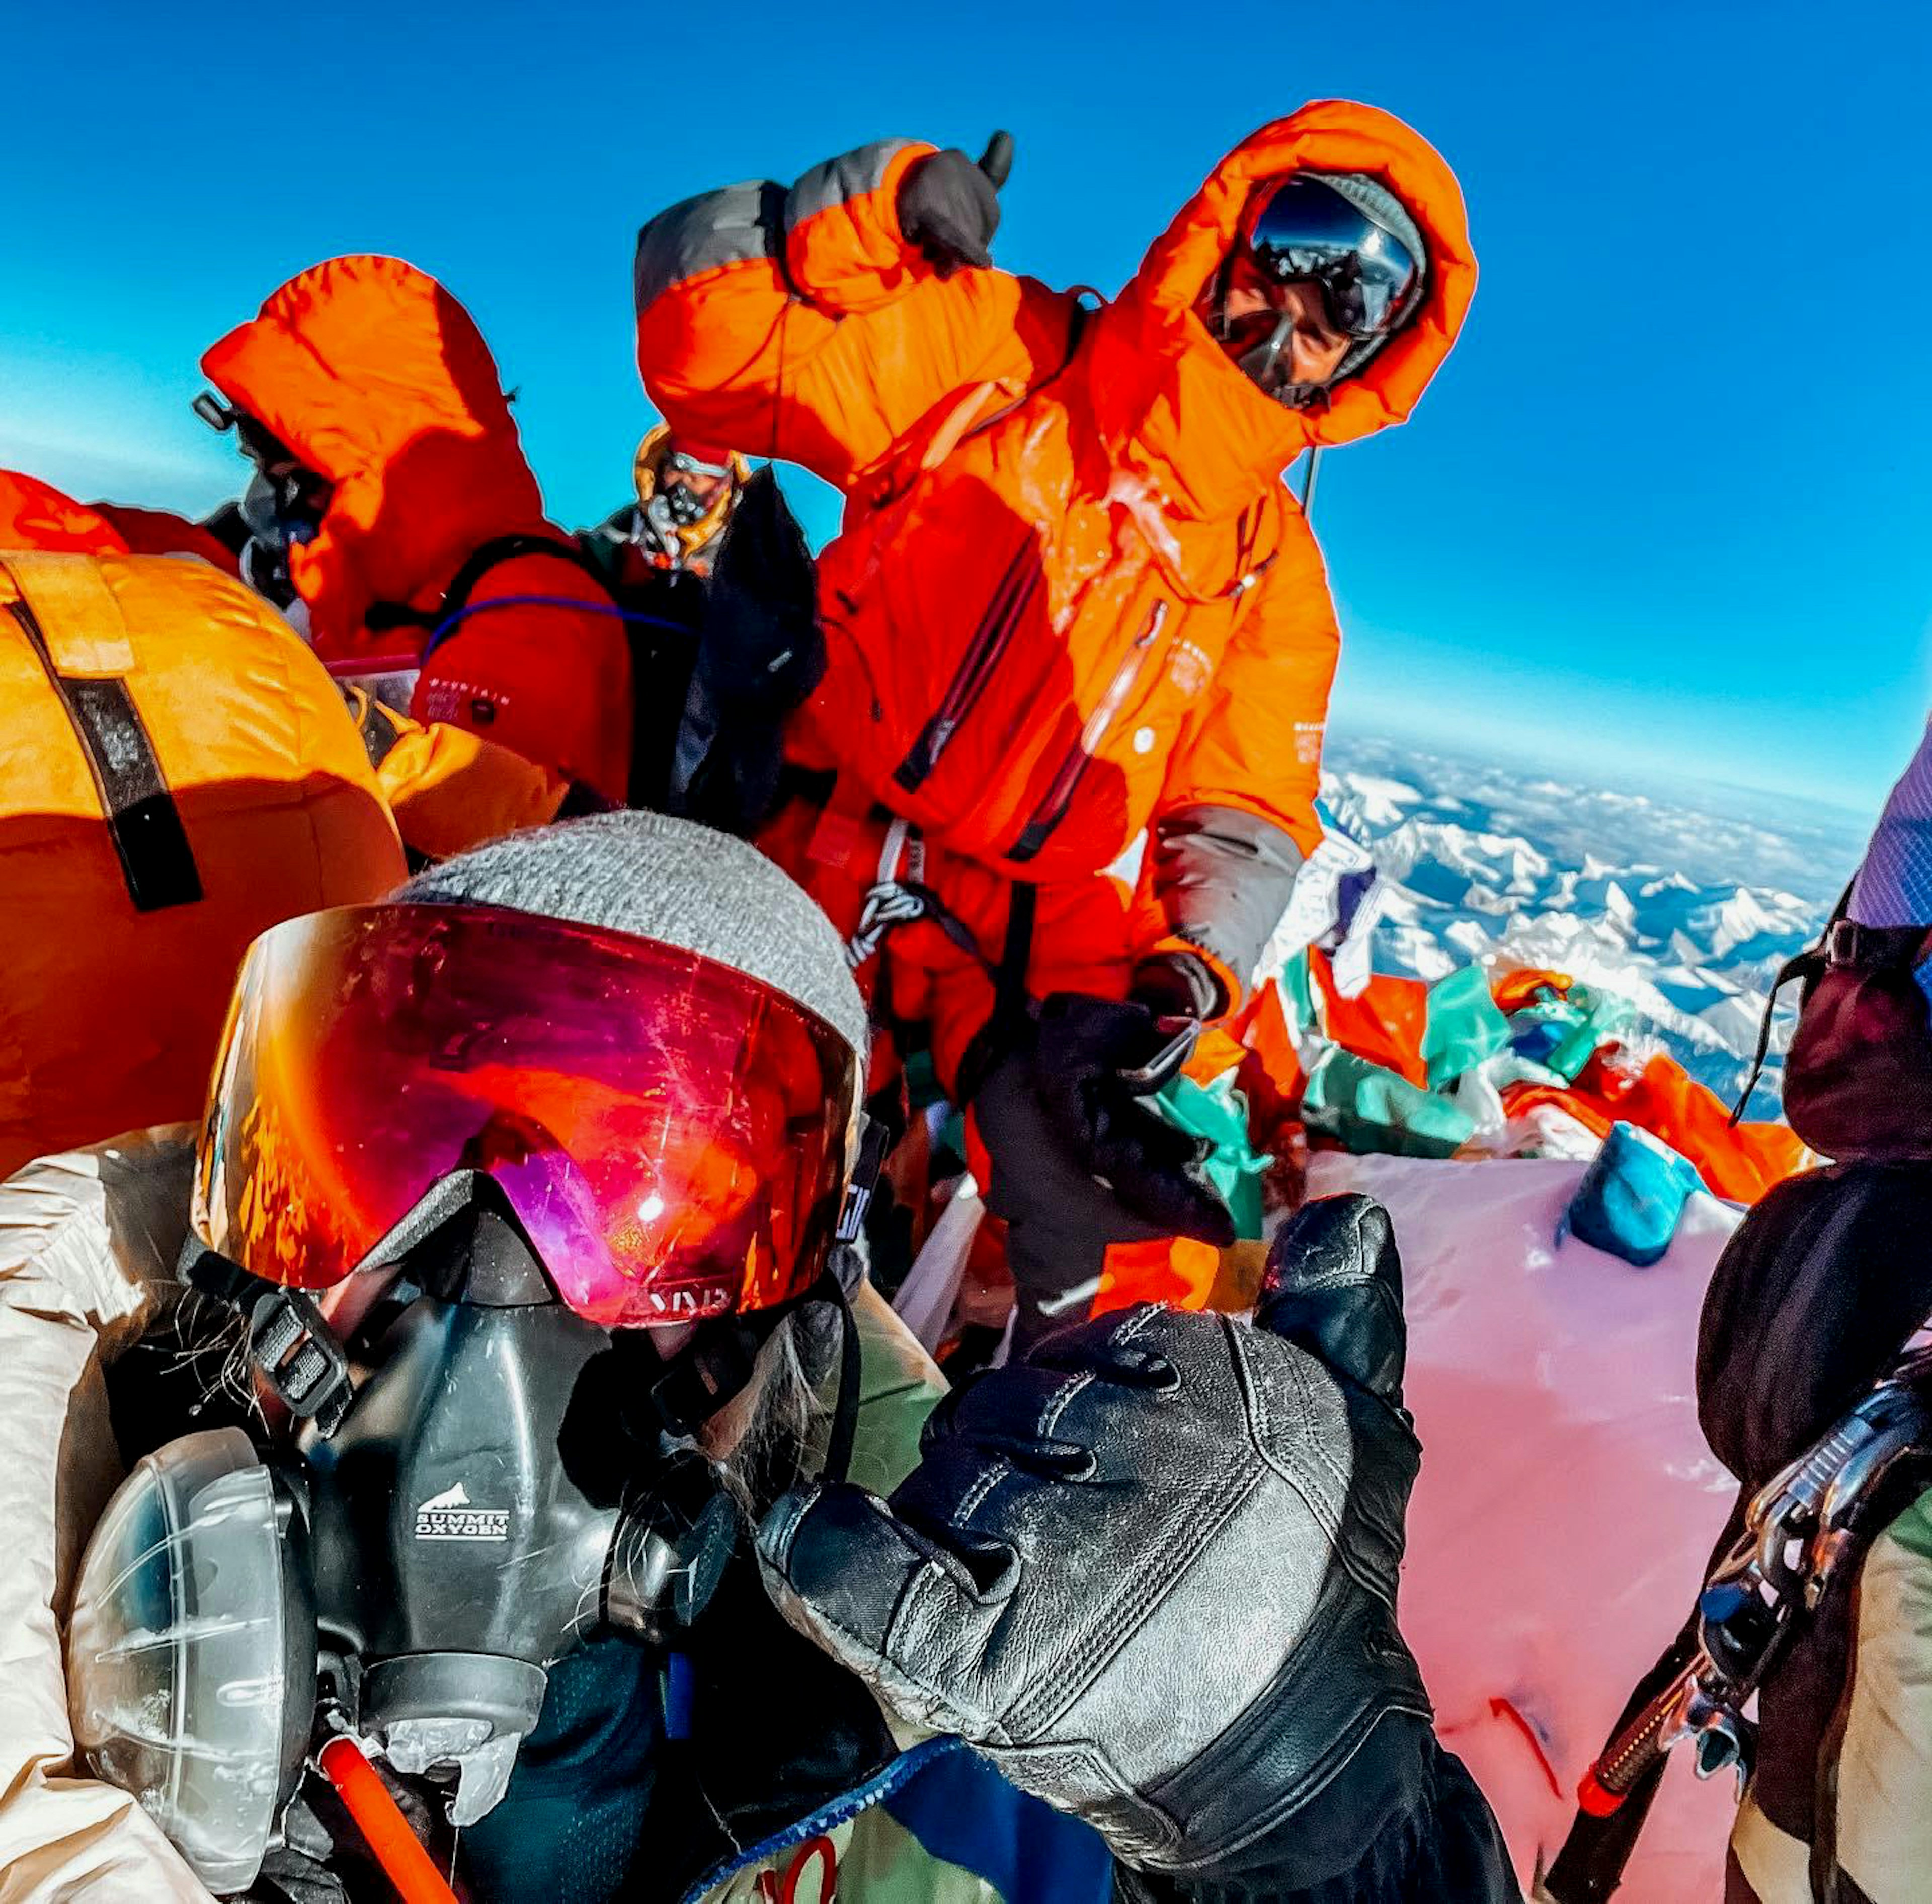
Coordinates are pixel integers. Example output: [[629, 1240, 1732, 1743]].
[[837, 1114, 891, 1250], [818, 1113, 889, 1487], [814, 1265, 864, 1490]]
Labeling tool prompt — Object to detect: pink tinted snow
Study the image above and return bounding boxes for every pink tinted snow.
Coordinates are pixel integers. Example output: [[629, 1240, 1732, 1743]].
[[1302, 1151, 1742, 1902]]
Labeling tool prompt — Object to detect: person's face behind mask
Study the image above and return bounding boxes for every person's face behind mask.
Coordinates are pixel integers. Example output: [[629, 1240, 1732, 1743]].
[[236, 458, 332, 618]]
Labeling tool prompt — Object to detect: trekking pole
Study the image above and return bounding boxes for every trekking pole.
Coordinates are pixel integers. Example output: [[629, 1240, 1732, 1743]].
[[1574, 1658, 1703, 1816]]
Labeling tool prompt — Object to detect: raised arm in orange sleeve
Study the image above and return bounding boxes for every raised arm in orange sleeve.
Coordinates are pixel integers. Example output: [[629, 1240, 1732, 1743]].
[[634, 140, 1072, 493]]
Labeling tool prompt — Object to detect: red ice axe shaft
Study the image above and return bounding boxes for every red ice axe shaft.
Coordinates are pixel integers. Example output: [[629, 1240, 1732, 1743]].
[[317, 1734, 461, 1904]]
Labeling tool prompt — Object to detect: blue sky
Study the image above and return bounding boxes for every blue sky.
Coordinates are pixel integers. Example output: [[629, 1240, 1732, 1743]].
[[6, 2, 1928, 816]]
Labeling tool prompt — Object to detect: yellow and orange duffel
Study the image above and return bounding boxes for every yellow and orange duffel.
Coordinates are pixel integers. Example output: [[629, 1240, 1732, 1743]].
[[0, 550, 407, 1173]]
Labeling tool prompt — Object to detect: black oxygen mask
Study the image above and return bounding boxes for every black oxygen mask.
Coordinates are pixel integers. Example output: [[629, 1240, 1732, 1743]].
[[66, 1180, 741, 1893]]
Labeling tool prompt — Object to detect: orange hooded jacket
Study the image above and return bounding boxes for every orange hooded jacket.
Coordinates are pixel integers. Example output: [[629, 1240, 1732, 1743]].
[[202, 256, 634, 802], [95, 504, 242, 574], [0, 473, 129, 556], [0, 464, 239, 574], [636, 103, 1476, 1011]]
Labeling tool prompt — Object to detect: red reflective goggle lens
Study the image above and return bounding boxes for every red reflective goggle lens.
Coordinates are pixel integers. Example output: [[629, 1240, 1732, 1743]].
[[194, 904, 858, 1328]]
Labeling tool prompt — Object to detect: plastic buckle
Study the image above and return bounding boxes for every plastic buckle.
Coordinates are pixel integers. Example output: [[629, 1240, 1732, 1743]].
[[1821, 917, 1932, 972], [249, 1286, 355, 1436], [836, 1117, 892, 1244], [1824, 917, 1869, 969], [180, 1239, 355, 1433]]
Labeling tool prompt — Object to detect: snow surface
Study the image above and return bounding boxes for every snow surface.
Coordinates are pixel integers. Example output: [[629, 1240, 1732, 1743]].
[[1305, 1150, 1742, 1902], [1323, 737, 1871, 1116]]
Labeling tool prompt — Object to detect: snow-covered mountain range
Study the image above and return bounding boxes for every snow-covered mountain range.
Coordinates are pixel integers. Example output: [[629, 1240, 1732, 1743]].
[[1321, 735, 1875, 1115]]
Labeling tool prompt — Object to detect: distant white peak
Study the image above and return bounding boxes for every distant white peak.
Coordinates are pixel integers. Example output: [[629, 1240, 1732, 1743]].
[[1582, 853, 1617, 881], [1708, 888, 1782, 957], [1342, 774, 1424, 826], [1478, 831, 1550, 874]]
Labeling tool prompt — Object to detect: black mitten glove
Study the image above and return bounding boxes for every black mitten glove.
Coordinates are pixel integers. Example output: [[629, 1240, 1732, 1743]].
[[1030, 988, 1235, 1245], [896, 132, 1013, 275], [756, 1197, 1511, 1897]]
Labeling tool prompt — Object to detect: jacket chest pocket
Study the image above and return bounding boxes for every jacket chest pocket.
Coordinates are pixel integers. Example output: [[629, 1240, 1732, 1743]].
[[889, 537, 1043, 796]]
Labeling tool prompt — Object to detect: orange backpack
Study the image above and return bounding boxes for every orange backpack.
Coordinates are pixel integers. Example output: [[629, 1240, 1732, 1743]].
[[0, 551, 407, 1173]]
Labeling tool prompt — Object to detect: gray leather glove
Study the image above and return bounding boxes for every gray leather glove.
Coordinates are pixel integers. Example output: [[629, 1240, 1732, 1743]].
[[756, 1196, 1464, 1893], [896, 133, 1013, 275]]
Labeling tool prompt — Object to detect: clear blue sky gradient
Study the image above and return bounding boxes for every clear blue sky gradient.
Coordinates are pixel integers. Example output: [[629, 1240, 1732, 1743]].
[[6, 2, 1928, 813]]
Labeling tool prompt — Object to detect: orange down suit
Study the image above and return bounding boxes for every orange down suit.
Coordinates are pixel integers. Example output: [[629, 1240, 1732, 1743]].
[[201, 256, 635, 803], [637, 105, 1474, 1339], [636, 103, 1476, 1091]]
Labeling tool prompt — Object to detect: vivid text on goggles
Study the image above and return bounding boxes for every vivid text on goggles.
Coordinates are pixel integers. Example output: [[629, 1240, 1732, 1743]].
[[194, 903, 858, 1329]]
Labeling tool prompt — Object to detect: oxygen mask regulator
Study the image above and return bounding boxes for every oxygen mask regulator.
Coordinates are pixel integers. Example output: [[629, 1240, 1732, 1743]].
[[194, 390, 333, 613], [63, 1179, 751, 1898], [636, 445, 738, 566]]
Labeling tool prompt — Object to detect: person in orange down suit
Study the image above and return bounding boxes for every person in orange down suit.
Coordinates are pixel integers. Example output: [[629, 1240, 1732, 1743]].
[[634, 104, 1476, 1345], [197, 254, 636, 805]]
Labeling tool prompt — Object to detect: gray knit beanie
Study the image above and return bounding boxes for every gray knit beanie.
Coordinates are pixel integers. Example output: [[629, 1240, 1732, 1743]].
[[397, 811, 868, 1057]]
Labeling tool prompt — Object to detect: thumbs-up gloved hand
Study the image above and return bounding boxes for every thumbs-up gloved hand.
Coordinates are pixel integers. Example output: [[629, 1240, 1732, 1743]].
[[897, 132, 1013, 275], [757, 1196, 1519, 1899]]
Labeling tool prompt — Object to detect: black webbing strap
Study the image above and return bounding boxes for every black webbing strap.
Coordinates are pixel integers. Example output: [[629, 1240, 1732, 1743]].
[[1726, 879, 1931, 1126], [996, 881, 1037, 1035], [366, 532, 604, 652], [954, 880, 1039, 1106], [1733, 941, 1828, 1125], [818, 1273, 864, 1490], [7, 595, 202, 912]]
